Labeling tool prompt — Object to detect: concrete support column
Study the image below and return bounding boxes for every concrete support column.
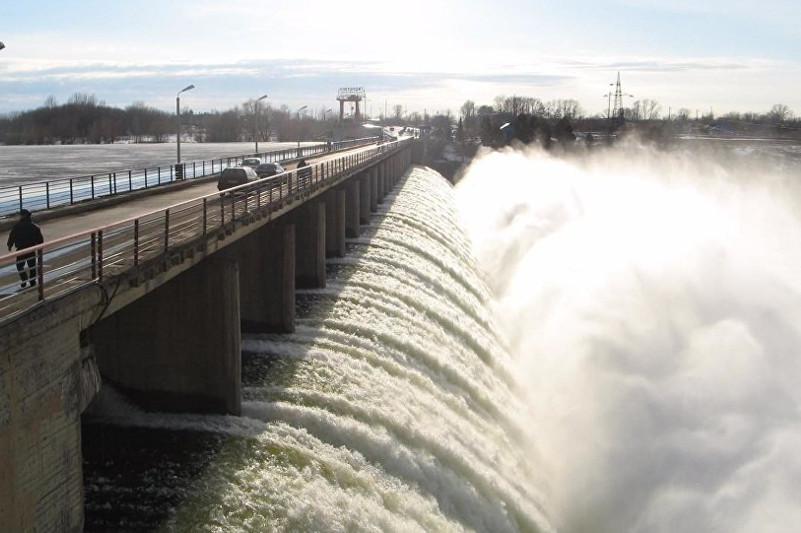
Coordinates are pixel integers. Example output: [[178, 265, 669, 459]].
[[325, 188, 346, 258], [92, 257, 242, 415], [377, 163, 385, 204], [294, 201, 326, 289], [1, 299, 100, 532], [233, 223, 295, 333], [345, 179, 360, 238], [359, 173, 371, 224], [370, 169, 378, 212]]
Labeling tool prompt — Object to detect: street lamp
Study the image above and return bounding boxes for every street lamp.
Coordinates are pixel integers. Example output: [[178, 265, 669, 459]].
[[254, 94, 268, 154], [295, 105, 308, 153], [176, 84, 195, 169]]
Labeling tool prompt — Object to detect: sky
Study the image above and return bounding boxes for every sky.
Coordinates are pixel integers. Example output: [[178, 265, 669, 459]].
[[0, 0, 799, 118]]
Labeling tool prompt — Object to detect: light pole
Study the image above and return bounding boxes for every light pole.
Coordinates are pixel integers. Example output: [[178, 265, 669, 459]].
[[254, 94, 268, 154], [295, 105, 307, 155], [176, 84, 195, 170]]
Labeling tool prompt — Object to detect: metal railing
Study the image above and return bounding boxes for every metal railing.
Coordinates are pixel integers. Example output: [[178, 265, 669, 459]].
[[0, 137, 380, 218], [0, 138, 409, 324]]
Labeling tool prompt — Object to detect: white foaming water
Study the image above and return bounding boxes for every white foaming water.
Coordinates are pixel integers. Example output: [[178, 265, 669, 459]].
[[89, 166, 555, 532], [455, 144, 801, 533]]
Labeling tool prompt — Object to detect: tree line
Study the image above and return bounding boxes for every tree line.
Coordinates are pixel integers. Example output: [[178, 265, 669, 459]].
[[0, 94, 338, 145]]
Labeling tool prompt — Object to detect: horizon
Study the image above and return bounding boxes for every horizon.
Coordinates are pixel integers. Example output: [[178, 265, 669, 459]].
[[0, 0, 799, 117]]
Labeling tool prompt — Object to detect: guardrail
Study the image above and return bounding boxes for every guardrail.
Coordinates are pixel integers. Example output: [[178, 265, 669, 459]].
[[0, 138, 409, 324], [0, 136, 381, 219]]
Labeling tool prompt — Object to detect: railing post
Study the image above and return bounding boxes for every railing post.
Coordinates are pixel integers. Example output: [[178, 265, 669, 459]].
[[134, 219, 140, 266], [164, 209, 170, 250], [202, 198, 208, 238], [91, 176, 95, 199], [45, 182, 50, 209], [145, 169, 148, 188], [91, 232, 97, 279], [18, 185, 23, 212], [36, 248, 45, 301], [97, 230, 103, 281], [108, 173, 113, 196], [128, 170, 132, 191], [158, 166, 162, 185], [70, 178, 74, 204]]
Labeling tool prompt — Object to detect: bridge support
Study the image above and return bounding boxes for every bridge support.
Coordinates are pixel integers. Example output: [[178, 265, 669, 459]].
[[91, 257, 242, 415], [230, 223, 296, 333], [294, 201, 326, 289], [359, 173, 371, 224], [376, 164, 384, 204], [325, 188, 346, 258], [370, 169, 378, 212], [0, 291, 100, 532], [345, 179, 360, 238]]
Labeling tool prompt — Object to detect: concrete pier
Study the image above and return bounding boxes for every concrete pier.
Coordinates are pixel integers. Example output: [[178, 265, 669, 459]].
[[359, 173, 371, 224], [0, 289, 101, 532], [91, 257, 242, 415], [345, 179, 360, 238], [370, 170, 378, 212], [325, 188, 346, 258], [231, 223, 296, 333], [377, 164, 385, 203], [294, 201, 326, 289]]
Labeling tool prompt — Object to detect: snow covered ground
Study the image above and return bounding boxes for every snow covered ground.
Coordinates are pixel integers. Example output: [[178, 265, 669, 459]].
[[0, 141, 316, 185]]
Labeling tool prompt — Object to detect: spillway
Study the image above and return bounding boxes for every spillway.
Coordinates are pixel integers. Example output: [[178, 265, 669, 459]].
[[82, 166, 555, 532]]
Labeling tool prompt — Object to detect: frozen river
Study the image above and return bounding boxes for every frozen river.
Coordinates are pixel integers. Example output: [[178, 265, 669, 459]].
[[0, 141, 316, 186]]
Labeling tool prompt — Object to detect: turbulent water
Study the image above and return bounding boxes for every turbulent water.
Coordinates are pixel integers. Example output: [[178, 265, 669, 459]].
[[456, 143, 801, 533], [83, 167, 555, 532]]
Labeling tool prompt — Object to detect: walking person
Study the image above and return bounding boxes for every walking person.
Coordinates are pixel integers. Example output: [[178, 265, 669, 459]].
[[7, 209, 44, 289]]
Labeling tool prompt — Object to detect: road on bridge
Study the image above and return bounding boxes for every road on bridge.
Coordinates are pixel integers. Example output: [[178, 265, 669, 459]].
[[33, 145, 370, 242]]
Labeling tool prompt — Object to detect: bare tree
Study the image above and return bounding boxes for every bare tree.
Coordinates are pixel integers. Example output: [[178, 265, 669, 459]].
[[640, 99, 662, 120], [768, 103, 793, 123]]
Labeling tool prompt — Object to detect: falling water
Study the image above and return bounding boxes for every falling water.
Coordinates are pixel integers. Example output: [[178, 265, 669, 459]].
[[83, 167, 556, 532], [455, 143, 801, 533]]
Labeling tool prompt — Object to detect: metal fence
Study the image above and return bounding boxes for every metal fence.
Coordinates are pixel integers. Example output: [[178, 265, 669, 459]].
[[0, 138, 408, 324], [0, 137, 380, 218]]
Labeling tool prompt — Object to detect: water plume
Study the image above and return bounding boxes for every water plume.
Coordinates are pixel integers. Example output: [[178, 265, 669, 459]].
[[456, 142, 801, 533]]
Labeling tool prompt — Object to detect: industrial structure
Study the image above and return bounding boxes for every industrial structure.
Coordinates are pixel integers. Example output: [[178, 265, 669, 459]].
[[337, 87, 366, 121]]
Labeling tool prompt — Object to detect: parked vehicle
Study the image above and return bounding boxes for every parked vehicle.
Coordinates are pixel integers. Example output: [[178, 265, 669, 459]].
[[242, 157, 261, 168], [255, 162, 285, 178], [217, 166, 259, 193]]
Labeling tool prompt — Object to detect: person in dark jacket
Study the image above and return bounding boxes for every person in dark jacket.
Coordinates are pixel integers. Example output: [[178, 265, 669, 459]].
[[7, 209, 44, 288], [296, 159, 312, 182]]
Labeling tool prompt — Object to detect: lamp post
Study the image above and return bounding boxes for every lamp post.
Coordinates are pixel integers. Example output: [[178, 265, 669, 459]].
[[176, 84, 195, 170], [254, 94, 268, 154], [295, 105, 307, 154]]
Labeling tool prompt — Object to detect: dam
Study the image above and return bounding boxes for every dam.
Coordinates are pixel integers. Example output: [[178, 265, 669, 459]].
[[80, 166, 554, 531]]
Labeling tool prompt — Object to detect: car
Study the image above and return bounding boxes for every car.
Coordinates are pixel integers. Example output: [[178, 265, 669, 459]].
[[255, 162, 285, 178], [217, 166, 259, 192], [242, 157, 261, 168]]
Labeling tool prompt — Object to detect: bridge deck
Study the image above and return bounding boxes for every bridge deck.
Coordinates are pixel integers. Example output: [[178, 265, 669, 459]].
[[35, 148, 358, 242], [0, 140, 408, 324]]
